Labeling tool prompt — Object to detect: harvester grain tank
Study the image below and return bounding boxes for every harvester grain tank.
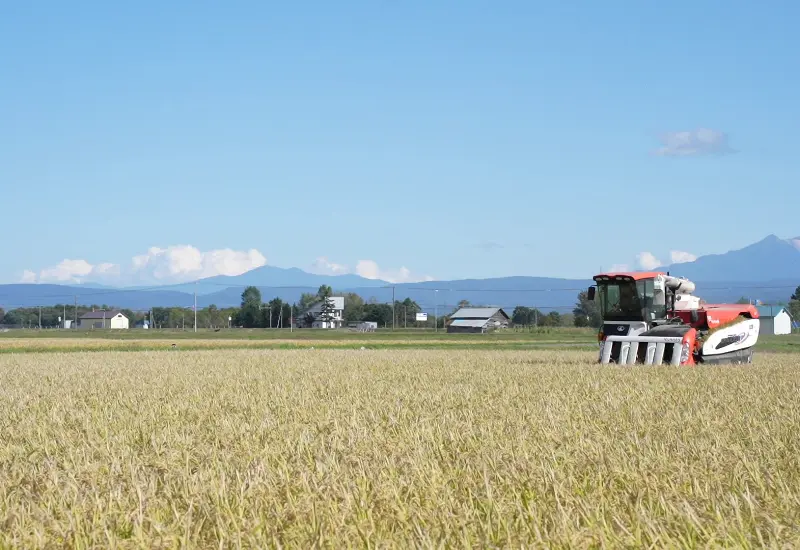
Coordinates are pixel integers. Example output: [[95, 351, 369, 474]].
[[587, 271, 760, 365]]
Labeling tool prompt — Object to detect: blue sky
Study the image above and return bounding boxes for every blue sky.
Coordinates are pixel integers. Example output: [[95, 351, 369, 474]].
[[2, 1, 798, 285]]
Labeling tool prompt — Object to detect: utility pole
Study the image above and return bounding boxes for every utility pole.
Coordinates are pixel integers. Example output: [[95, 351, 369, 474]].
[[392, 286, 396, 331], [404, 306, 407, 329], [434, 289, 438, 333], [74, 296, 78, 329], [63, 304, 66, 329], [269, 306, 272, 328], [194, 282, 197, 333], [38, 306, 42, 329], [290, 305, 293, 333]]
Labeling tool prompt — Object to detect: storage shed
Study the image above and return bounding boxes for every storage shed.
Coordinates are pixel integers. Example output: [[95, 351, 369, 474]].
[[79, 310, 129, 329], [756, 305, 793, 335]]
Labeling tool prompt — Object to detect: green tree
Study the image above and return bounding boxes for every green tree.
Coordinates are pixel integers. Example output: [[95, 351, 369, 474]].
[[206, 304, 220, 328], [788, 286, 800, 327], [512, 306, 533, 326], [238, 286, 263, 328], [317, 285, 333, 299], [545, 311, 562, 327], [735, 297, 750, 304], [241, 286, 262, 307], [317, 286, 335, 325], [282, 303, 294, 328], [512, 306, 548, 326], [788, 301, 800, 324], [343, 293, 365, 323], [362, 303, 393, 327], [573, 291, 601, 328], [120, 309, 136, 324], [265, 298, 286, 327], [299, 293, 318, 310], [396, 298, 421, 327]]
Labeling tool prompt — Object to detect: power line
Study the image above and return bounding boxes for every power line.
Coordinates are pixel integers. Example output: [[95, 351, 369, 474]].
[[3, 281, 797, 303]]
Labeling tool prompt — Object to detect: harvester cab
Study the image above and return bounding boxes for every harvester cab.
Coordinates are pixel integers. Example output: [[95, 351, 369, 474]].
[[588, 271, 760, 365]]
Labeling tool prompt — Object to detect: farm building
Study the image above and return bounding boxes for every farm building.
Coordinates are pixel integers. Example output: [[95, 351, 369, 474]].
[[298, 297, 345, 329], [79, 310, 129, 329], [756, 305, 793, 335], [447, 307, 510, 333]]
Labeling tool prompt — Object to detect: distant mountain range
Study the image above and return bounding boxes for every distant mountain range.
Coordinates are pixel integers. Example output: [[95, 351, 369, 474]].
[[150, 265, 388, 296], [2, 235, 798, 312], [656, 234, 800, 282]]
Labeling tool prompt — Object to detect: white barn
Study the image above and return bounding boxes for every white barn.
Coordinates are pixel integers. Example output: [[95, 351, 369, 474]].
[[756, 306, 793, 335], [79, 310, 130, 329]]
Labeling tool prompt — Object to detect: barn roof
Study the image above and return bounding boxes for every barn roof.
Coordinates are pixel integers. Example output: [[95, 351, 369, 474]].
[[80, 310, 125, 319], [449, 319, 490, 328], [756, 305, 788, 318], [450, 307, 509, 320]]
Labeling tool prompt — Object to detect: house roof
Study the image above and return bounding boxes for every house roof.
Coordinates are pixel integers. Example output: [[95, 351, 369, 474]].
[[756, 305, 789, 318], [80, 310, 125, 319], [450, 307, 508, 320], [449, 319, 490, 328]]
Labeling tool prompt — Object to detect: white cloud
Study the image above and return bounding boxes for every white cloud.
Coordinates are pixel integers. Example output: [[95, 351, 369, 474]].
[[308, 256, 433, 283], [608, 249, 696, 274], [636, 252, 662, 270], [655, 128, 734, 156], [309, 257, 349, 275], [33, 259, 113, 284], [23, 245, 267, 285], [130, 245, 267, 281], [23, 246, 433, 286], [355, 260, 433, 284], [669, 250, 697, 264]]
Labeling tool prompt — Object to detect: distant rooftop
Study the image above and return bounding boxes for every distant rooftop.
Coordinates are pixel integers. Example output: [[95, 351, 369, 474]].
[[80, 310, 125, 319], [756, 305, 791, 318], [449, 319, 491, 328], [450, 307, 508, 319]]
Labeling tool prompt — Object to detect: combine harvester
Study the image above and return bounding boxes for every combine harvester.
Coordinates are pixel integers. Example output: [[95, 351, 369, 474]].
[[587, 271, 760, 365]]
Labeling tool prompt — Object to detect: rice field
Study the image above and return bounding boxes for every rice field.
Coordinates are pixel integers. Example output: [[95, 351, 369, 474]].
[[0, 336, 594, 353], [1, 348, 799, 547]]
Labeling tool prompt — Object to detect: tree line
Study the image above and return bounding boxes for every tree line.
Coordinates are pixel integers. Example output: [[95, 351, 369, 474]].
[[7, 284, 795, 331], [232, 285, 439, 329]]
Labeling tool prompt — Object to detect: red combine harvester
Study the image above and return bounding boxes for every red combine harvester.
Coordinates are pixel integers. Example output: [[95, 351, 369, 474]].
[[587, 271, 760, 365]]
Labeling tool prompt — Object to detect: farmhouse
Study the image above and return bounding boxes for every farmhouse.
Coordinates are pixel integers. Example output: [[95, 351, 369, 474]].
[[756, 305, 793, 335], [79, 310, 129, 330], [447, 307, 510, 333], [298, 297, 345, 329]]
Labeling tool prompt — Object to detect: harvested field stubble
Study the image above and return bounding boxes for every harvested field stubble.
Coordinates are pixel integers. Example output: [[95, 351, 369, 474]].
[[1, 349, 799, 547]]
